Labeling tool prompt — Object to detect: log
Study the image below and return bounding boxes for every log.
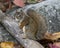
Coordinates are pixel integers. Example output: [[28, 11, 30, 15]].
[[0, 10, 44, 48], [0, 10, 20, 42], [19, 0, 60, 40], [0, 23, 20, 42]]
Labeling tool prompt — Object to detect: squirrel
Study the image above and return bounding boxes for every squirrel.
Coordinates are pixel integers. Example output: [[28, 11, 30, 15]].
[[19, 9, 47, 40]]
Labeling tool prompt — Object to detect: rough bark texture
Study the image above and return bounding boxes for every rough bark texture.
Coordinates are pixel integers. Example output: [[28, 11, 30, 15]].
[[0, 23, 18, 42], [26, 0, 60, 33]]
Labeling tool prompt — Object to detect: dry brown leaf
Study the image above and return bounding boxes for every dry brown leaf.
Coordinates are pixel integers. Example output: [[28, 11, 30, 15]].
[[0, 42, 14, 48], [0, 42, 24, 48], [44, 32, 60, 40]]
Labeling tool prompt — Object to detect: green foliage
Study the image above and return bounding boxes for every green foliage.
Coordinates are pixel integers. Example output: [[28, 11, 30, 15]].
[[27, 0, 37, 3]]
